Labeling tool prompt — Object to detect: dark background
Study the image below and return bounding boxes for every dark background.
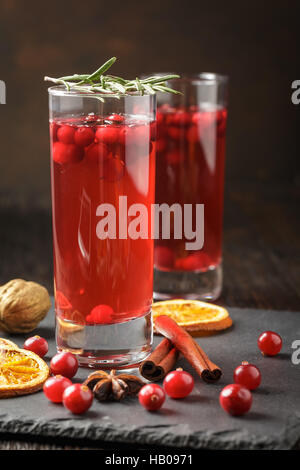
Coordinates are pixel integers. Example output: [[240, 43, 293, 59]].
[[0, 0, 299, 309]]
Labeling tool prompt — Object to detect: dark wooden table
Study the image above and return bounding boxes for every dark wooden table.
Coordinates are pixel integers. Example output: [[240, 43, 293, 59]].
[[0, 182, 299, 449], [222, 182, 300, 311]]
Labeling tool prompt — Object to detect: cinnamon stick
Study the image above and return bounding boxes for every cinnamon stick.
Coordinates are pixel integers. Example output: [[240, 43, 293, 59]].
[[139, 338, 179, 381], [154, 315, 222, 383]]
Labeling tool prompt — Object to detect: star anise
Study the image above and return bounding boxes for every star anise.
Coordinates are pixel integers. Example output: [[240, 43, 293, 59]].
[[83, 369, 145, 402]]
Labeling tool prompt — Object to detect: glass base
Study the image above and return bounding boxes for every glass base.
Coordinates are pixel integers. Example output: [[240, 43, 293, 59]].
[[153, 263, 222, 301], [56, 311, 152, 369]]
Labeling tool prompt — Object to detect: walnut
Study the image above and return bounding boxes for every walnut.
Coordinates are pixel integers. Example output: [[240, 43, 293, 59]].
[[0, 279, 51, 334]]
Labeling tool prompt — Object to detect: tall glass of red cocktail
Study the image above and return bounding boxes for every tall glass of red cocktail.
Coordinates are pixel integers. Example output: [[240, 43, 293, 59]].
[[154, 74, 228, 300], [48, 88, 156, 367]]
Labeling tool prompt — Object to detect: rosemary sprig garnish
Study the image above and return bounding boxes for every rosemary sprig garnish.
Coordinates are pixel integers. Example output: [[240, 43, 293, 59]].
[[44, 57, 180, 100]]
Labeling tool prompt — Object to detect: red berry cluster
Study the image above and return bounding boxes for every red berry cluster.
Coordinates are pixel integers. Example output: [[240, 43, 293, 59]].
[[138, 368, 194, 411], [154, 246, 213, 272], [22, 335, 91, 414], [44, 350, 92, 414], [220, 331, 282, 416], [23, 329, 282, 417], [50, 114, 155, 183], [156, 104, 227, 164]]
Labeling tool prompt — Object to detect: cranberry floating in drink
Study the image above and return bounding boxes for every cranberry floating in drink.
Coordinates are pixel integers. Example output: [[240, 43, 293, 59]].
[[46, 59, 180, 367], [154, 74, 228, 300]]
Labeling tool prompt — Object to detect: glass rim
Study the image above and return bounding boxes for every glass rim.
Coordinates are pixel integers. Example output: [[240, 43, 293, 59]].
[[147, 72, 228, 85], [180, 73, 228, 84], [47, 85, 155, 99]]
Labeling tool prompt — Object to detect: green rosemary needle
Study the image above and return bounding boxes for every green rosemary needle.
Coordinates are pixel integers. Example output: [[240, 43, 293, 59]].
[[44, 57, 180, 97]]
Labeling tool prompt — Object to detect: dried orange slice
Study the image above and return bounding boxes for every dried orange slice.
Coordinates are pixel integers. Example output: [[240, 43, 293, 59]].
[[0, 346, 49, 398], [0, 338, 19, 349], [152, 299, 232, 333]]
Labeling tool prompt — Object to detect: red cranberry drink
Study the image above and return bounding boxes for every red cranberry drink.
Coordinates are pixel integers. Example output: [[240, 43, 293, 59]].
[[50, 104, 155, 367], [155, 104, 226, 271], [51, 113, 155, 320], [154, 74, 228, 300]]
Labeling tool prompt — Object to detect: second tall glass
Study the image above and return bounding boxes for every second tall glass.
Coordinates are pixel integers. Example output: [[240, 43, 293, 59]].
[[154, 74, 228, 300]]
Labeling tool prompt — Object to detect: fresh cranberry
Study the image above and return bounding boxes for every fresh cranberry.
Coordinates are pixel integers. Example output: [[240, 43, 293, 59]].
[[106, 114, 125, 124], [138, 384, 165, 411], [95, 125, 120, 145], [154, 246, 175, 269], [234, 362, 261, 390], [52, 142, 66, 164], [63, 384, 93, 415], [219, 384, 252, 416], [52, 142, 84, 164], [175, 252, 212, 271], [86, 304, 114, 324], [57, 125, 75, 144], [43, 375, 72, 403], [50, 352, 78, 379], [84, 114, 100, 123], [85, 142, 110, 164], [74, 127, 95, 147], [258, 331, 282, 356], [102, 158, 125, 182], [163, 368, 194, 399], [23, 335, 48, 358]]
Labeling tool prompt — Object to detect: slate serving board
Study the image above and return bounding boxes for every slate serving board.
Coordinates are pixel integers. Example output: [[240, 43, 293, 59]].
[[0, 302, 299, 450]]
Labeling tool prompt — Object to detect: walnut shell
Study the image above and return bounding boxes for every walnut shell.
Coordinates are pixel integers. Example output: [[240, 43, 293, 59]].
[[0, 279, 51, 333]]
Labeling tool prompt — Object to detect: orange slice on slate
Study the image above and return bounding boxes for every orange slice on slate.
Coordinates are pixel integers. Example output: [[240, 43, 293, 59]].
[[152, 299, 233, 333], [0, 346, 49, 398], [0, 338, 19, 349]]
